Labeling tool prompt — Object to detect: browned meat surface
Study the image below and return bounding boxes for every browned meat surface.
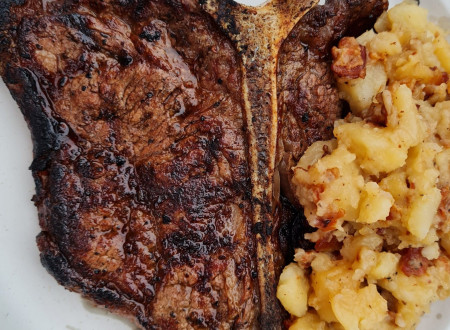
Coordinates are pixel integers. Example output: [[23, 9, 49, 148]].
[[276, 0, 388, 204], [0, 0, 388, 328], [1, 0, 258, 328]]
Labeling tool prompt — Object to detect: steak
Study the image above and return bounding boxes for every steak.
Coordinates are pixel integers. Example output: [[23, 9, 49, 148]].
[[0, 0, 386, 328]]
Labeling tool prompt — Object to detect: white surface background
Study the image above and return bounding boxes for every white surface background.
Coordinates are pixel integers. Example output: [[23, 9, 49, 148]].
[[0, 0, 449, 329]]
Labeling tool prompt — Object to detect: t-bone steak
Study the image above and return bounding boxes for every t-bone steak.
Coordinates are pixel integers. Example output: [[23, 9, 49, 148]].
[[0, 0, 387, 328]]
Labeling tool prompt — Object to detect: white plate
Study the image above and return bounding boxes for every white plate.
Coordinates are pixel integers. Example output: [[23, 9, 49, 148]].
[[0, 1, 449, 329]]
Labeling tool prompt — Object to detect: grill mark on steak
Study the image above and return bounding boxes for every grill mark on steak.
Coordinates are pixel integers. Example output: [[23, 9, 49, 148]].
[[0, 0, 388, 328]]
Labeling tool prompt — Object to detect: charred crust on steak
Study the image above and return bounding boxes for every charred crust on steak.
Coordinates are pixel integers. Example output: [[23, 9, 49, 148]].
[[0, 0, 26, 31], [4, 65, 60, 171]]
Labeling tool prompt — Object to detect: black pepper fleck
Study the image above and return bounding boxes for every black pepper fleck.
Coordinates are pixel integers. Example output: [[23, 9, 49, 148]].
[[118, 54, 133, 66], [116, 156, 126, 166], [162, 214, 171, 224], [301, 112, 309, 123]]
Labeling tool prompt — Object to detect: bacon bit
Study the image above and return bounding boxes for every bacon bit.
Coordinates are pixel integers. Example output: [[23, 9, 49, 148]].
[[315, 235, 342, 252], [331, 37, 367, 79], [437, 187, 449, 222], [310, 184, 325, 203], [366, 101, 388, 126], [386, 204, 403, 222], [315, 209, 345, 232], [431, 72, 449, 85], [376, 228, 386, 235], [424, 67, 449, 86], [399, 248, 430, 276]]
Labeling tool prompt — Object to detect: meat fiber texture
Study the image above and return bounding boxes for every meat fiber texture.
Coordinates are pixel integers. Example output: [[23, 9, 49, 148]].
[[0, 0, 386, 328]]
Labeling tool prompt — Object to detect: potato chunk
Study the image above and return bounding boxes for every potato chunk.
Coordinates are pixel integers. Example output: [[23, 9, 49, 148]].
[[434, 36, 450, 72], [388, 1, 428, 38], [293, 143, 364, 229], [357, 182, 394, 224], [334, 85, 426, 176], [331, 285, 387, 330], [337, 62, 387, 115], [367, 31, 402, 57], [309, 257, 359, 323], [290, 312, 327, 330], [277, 263, 309, 317]]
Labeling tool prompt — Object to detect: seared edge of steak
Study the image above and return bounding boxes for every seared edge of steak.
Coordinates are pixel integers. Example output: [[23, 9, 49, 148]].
[[4, 59, 151, 325]]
